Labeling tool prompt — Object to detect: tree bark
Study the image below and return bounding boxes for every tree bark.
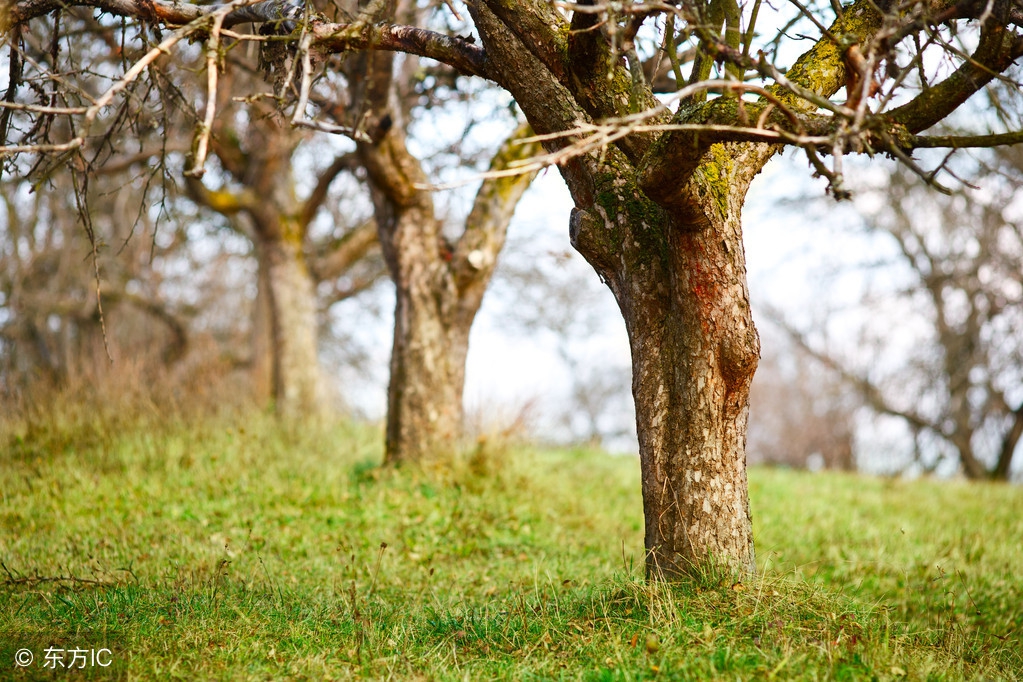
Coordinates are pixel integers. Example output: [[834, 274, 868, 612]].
[[383, 229, 469, 463], [994, 404, 1023, 480], [356, 121, 462, 462]]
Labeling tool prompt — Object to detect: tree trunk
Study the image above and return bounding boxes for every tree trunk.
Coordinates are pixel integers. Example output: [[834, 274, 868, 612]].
[[384, 248, 470, 463], [355, 122, 463, 462], [569, 146, 763, 577], [183, 143, 328, 418], [993, 404, 1023, 480], [457, 0, 773, 576], [260, 235, 324, 417], [378, 200, 466, 462], [953, 435, 987, 480]]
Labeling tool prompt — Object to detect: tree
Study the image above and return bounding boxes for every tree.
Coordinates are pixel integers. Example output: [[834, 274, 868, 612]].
[[340, 1, 541, 461], [365, 119, 540, 464], [0, 169, 192, 388], [770, 150, 1023, 480], [182, 87, 380, 417], [0, 146, 268, 408], [7, 0, 1023, 576], [0, 10, 383, 415]]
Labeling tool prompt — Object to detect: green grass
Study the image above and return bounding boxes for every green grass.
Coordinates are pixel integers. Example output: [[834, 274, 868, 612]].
[[1, 413, 1021, 680]]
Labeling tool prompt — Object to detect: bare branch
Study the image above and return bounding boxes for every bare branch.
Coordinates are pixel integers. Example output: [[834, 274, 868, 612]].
[[888, 20, 1023, 134], [0, 101, 90, 115], [911, 130, 1023, 148], [762, 303, 936, 435], [308, 219, 379, 282], [452, 123, 542, 293]]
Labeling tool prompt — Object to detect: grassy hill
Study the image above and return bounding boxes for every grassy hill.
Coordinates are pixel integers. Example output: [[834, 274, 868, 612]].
[[1, 412, 1021, 680]]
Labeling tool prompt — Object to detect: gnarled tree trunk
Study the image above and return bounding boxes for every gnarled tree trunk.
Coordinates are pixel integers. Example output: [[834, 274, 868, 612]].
[[458, 0, 891, 577], [369, 155, 467, 461], [568, 146, 763, 576], [460, 0, 788, 576], [348, 17, 540, 462]]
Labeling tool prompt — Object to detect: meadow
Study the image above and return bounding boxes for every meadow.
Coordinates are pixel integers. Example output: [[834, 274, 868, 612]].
[[1, 406, 1021, 680]]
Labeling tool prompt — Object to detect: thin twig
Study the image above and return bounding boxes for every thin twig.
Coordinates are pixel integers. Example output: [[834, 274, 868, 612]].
[[292, 118, 372, 141], [0, 101, 89, 115], [290, 29, 315, 127]]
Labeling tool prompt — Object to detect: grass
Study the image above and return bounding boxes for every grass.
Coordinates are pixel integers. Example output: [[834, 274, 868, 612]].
[[1, 411, 1021, 680]]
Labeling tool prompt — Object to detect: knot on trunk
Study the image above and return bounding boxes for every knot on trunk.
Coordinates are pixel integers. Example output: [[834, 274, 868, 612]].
[[718, 325, 760, 401], [570, 206, 617, 279]]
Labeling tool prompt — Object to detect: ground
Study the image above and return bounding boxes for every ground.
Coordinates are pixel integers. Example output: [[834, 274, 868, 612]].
[[1, 411, 1020, 680]]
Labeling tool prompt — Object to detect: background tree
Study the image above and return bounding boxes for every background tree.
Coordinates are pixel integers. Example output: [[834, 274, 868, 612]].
[[7, 0, 1023, 577], [182, 85, 381, 416], [0, 6, 385, 415], [0, 152, 266, 415], [769, 150, 1023, 480], [1, 171, 189, 387], [364, 117, 540, 464], [321, 0, 541, 463], [492, 237, 637, 448]]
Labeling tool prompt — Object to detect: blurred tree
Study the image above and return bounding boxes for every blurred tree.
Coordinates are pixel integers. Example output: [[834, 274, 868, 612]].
[[771, 152, 1023, 480], [0, 171, 190, 388], [7, 0, 1023, 576], [0, 154, 263, 411], [0, 9, 384, 415], [181, 69, 382, 417], [492, 239, 636, 449]]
